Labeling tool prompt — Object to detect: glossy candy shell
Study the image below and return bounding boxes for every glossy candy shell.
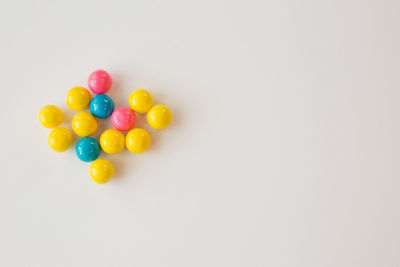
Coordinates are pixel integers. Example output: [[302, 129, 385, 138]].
[[129, 89, 153, 113], [75, 137, 101, 162], [66, 87, 91, 111], [72, 112, 98, 137], [89, 159, 114, 184], [126, 128, 151, 154], [38, 105, 63, 128], [48, 127, 73, 152], [90, 94, 115, 119], [87, 69, 112, 94], [147, 105, 172, 130], [110, 107, 136, 131], [100, 129, 125, 154]]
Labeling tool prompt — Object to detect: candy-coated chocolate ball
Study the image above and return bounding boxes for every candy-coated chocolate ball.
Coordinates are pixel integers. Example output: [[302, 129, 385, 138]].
[[87, 69, 112, 94], [100, 129, 125, 154], [66, 86, 91, 111], [48, 127, 73, 152], [111, 107, 136, 131], [147, 105, 172, 130], [38, 105, 63, 128], [89, 94, 115, 119], [129, 89, 153, 113], [72, 112, 98, 137], [75, 137, 100, 162], [126, 128, 151, 154], [89, 159, 114, 184]]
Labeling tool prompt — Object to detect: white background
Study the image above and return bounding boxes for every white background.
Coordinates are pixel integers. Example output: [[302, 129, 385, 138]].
[[0, 0, 399, 266]]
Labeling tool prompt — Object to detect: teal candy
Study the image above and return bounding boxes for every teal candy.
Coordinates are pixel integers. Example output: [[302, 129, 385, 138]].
[[75, 137, 100, 162], [90, 95, 115, 119]]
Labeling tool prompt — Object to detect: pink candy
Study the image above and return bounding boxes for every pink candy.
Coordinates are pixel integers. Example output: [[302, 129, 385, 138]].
[[88, 69, 112, 94], [111, 107, 136, 131]]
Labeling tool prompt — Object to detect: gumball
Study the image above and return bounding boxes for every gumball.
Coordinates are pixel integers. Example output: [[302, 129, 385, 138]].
[[38, 105, 63, 128], [72, 112, 98, 137], [87, 69, 112, 94], [111, 107, 136, 131], [89, 94, 115, 119], [75, 137, 101, 162], [66, 86, 91, 111], [100, 129, 125, 154], [48, 127, 73, 152], [89, 159, 114, 184], [147, 105, 172, 130], [126, 128, 151, 154], [129, 89, 153, 113]]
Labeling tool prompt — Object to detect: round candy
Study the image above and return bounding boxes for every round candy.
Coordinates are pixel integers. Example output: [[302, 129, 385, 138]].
[[38, 105, 63, 128], [89, 94, 115, 119], [75, 137, 100, 162], [111, 107, 136, 131], [100, 129, 125, 154], [72, 112, 98, 137], [147, 105, 172, 130], [48, 127, 73, 152], [129, 89, 153, 113], [126, 128, 151, 154], [87, 69, 112, 94], [89, 159, 114, 184], [66, 86, 91, 111]]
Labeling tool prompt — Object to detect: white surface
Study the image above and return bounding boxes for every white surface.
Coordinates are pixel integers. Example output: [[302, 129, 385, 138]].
[[0, 0, 399, 266]]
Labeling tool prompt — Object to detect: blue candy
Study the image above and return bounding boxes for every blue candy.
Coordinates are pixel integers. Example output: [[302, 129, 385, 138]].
[[75, 137, 101, 162], [90, 94, 115, 119]]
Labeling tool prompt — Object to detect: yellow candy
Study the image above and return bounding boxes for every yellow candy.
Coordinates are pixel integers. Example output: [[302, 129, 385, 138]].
[[126, 128, 151, 153], [66, 86, 91, 111], [48, 127, 73, 152], [100, 129, 125, 154], [129, 89, 153, 113], [38, 105, 63, 128], [89, 159, 114, 184], [147, 105, 172, 130], [72, 112, 98, 137]]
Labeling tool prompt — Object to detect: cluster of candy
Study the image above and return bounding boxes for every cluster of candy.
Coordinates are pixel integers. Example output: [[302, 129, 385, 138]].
[[38, 70, 172, 184]]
